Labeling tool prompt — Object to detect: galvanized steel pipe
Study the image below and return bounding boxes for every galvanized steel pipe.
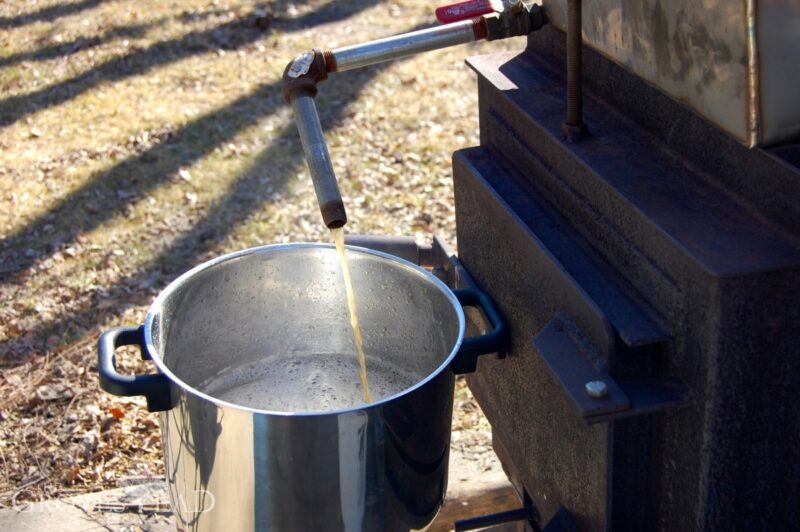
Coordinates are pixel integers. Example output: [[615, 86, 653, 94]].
[[330, 19, 484, 72], [291, 93, 347, 228], [282, 7, 547, 228]]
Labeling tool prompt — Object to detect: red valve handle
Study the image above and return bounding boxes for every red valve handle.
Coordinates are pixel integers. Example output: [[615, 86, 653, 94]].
[[435, 0, 499, 23]]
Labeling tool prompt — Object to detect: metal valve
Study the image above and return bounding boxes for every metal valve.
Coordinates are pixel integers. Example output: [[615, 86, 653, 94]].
[[437, 0, 546, 41], [435, 0, 500, 23], [435, 0, 529, 24]]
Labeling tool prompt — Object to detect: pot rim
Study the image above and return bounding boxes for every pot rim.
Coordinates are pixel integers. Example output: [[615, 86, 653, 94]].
[[143, 242, 466, 417]]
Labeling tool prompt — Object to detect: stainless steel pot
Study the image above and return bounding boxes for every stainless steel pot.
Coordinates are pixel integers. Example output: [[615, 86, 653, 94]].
[[98, 243, 505, 531]]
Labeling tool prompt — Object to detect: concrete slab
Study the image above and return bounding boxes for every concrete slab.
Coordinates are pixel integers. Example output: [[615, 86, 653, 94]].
[[0, 482, 174, 532], [0, 449, 519, 531]]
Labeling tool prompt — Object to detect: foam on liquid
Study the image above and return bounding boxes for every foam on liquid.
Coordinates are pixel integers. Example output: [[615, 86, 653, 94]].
[[202, 354, 419, 412], [200, 229, 394, 411]]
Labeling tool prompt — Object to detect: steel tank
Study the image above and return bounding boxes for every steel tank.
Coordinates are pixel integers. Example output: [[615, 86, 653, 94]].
[[97, 243, 505, 531]]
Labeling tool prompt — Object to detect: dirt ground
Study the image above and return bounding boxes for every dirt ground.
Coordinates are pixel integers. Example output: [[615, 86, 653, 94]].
[[0, 0, 522, 507]]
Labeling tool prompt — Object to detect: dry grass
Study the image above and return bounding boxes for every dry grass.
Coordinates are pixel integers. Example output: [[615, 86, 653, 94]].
[[0, 0, 521, 506]]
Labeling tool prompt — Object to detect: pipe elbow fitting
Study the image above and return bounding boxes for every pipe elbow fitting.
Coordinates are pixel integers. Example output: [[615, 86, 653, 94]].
[[483, 2, 547, 41], [282, 49, 335, 103]]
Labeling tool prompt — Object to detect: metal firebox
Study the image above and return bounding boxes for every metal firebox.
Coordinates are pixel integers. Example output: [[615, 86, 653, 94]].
[[454, 22, 800, 532]]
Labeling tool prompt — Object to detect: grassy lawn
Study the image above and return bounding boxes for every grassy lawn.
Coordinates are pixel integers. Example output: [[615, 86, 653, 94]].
[[0, 0, 520, 504]]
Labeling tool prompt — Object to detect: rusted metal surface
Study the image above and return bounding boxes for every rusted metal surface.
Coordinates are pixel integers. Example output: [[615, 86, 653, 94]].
[[281, 49, 329, 103], [562, 0, 586, 141], [454, 150, 612, 530], [539, 0, 800, 146], [459, 36, 800, 529], [534, 312, 630, 417], [318, 200, 347, 229], [322, 49, 337, 72]]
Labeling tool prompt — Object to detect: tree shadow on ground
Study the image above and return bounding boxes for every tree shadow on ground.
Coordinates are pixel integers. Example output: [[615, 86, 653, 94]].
[[0, 20, 159, 70], [0, 60, 396, 364], [0, 0, 381, 278], [0, 81, 284, 281], [0, 0, 379, 128], [0, 16, 266, 128], [0, 0, 103, 30]]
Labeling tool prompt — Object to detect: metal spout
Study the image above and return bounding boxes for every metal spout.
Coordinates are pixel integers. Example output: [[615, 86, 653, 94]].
[[290, 91, 347, 228], [282, 7, 547, 228]]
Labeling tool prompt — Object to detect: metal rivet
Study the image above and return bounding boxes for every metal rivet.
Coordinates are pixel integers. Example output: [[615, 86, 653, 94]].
[[585, 380, 608, 399]]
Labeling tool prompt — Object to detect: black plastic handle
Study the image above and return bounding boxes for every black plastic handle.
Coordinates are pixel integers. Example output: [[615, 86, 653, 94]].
[[97, 326, 172, 412], [451, 287, 508, 374]]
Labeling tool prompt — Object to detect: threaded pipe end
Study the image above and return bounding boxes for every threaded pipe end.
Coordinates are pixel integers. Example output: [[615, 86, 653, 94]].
[[322, 50, 337, 73]]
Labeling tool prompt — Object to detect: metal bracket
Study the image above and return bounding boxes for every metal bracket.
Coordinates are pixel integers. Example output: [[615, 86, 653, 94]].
[[534, 312, 630, 418], [534, 312, 690, 424]]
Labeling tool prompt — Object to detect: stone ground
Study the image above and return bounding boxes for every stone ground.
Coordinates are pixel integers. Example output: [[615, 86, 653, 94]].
[[0, 448, 520, 531]]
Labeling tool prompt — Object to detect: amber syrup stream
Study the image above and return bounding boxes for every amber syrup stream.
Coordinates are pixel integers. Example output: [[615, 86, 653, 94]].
[[331, 227, 372, 403]]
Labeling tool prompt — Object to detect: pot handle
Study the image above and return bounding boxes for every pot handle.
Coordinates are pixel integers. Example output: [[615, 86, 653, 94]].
[[451, 288, 508, 374], [98, 326, 172, 412]]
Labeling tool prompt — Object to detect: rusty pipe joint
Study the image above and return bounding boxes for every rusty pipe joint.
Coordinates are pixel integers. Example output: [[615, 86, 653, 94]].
[[282, 48, 333, 103], [482, 1, 547, 41]]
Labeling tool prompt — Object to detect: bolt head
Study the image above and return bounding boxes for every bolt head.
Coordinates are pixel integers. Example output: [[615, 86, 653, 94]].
[[585, 380, 608, 399]]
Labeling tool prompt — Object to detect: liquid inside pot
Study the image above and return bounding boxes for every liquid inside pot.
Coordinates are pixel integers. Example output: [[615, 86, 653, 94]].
[[200, 353, 423, 412]]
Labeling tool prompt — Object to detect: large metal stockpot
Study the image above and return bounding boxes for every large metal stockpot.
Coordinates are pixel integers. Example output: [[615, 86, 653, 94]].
[[97, 243, 505, 532]]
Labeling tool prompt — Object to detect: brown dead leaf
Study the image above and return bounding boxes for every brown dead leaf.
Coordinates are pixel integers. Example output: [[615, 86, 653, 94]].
[[61, 466, 81, 485]]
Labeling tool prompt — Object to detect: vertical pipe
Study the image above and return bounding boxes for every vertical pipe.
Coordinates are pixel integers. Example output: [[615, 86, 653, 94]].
[[745, 0, 760, 147], [563, 0, 587, 139]]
